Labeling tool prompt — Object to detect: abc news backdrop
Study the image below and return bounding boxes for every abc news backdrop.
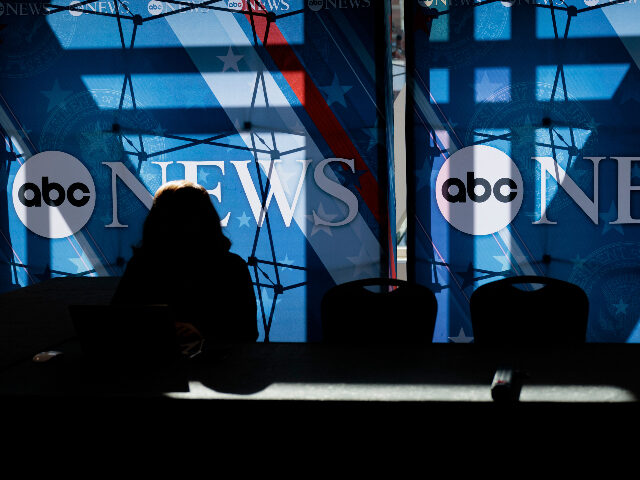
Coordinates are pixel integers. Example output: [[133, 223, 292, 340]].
[[407, 0, 640, 342], [0, 0, 395, 342]]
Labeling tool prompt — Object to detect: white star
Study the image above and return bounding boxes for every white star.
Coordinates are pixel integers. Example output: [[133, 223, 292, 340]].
[[198, 169, 213, 184], [600, 201, 624, 236], [305, 203, 337, 237], [448, 327, 474, 343], [153, 125, 167, 137], [41, 80, 73, 112], [81, 121, 114, 156], [474, 71, 506, 102], [319, 74, 353, 108], [572, 254, 587, 268], [346, 246, 376, 279], [493, 255, 512, 272], [237, 211, 252, 228], [280, 254, 294, 271], [69, 257, 90, 273], [217, 47, 243, 72], [362, 126, 379, 151], [510, 114, 534, 141], [614, 299, 629, 315], [258, 287, 282, 309], [584, 119, 600, 135]]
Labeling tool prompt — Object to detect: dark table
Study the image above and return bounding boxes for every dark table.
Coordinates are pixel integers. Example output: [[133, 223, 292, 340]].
[[3, 278, 638, 404], [3, 339, 640, 453], [3, 340, 640, 402], [2, 279, 635, 454]]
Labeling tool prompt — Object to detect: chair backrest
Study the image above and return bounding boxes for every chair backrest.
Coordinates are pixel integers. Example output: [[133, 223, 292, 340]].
[[469, 276, 589, 345], [321, 278, 437, 344]]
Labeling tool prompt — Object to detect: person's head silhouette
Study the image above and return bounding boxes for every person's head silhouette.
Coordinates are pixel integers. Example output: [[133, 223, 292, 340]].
[[112, 180, 257, 344], [140, 180, 231, 255]]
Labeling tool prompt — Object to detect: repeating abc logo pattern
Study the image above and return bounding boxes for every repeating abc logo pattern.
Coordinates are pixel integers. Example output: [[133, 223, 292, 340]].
[[227, 0, 244, 10], [12, 151, 96, 239], [148, 0, 163, 15], [435, 145, 523, 236], [69, 0, 83, 16], [308, 0, 323, 11]]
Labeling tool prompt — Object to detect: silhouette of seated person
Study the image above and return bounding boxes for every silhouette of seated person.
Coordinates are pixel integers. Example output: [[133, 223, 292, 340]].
[[112, 180, 258, 351]]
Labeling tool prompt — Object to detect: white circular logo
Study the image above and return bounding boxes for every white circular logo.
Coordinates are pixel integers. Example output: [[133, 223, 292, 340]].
[[501, 0, 515, 7], [148, 0, 164, 15], [12, 151, 96, 239], [0, 3, 5, 16], [227, 0, 244, 10], [435, 145, 523, 236], [308, 0, 323, 12], [584, 0, 599, 6], [69, 0, 83, 16]]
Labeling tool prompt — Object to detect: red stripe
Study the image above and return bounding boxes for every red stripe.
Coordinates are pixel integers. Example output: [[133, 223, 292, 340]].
[[388, 217, 396, 279], [245, 12, 381, 223]]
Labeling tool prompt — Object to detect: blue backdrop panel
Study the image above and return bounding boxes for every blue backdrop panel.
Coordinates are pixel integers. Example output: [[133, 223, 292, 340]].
[[406, 0, 640, 343], [0, 0, 395, 342]]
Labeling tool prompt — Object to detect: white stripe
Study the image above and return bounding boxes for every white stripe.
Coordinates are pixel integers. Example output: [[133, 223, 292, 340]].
[[165, 11, 382, 284]]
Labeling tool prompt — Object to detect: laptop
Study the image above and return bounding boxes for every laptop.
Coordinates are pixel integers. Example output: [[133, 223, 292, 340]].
[[69, 305, 181, 365]]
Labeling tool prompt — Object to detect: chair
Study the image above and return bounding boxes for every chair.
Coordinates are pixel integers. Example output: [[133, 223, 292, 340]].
[[321, 278, 437, 344], [469, 276, 589, 345]]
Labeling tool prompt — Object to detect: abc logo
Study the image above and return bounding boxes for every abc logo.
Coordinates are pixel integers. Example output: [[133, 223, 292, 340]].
[[69, 0, 83, 16], [12, 151, 96, 239], [308, 0, 323, 12], [18, 178, 90, 208], [227, 0, 244, 10], [148, 0, 163, 15], [435, 145, 523, 236]]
